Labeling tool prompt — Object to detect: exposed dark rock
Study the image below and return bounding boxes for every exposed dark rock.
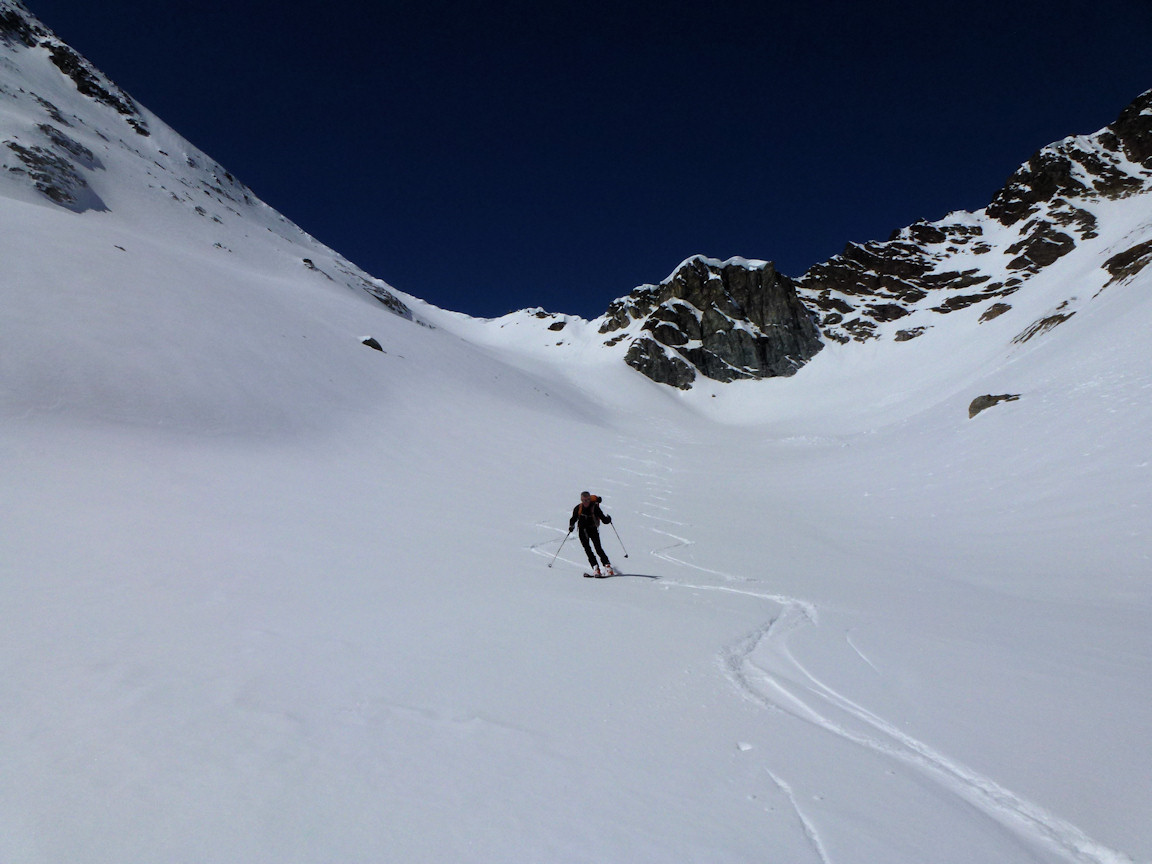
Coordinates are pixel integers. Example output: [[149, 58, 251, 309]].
[[333, 262, 412, 320], [920, 270, 980, 289], [866, 303, 911, 322], [3, 4, 148, 135], [362, 337, 384, 352], [906, 222, 948, 245], [37, 123, 100, 169], [624, 337, 696, 389], [932, 294, 990, 313], [600, 284, 662, 335], [979, 303, 1012, 323], [547, 320, 566, 331], [894, 327, 927, 342], [300, 257, 336, 281], [360, 281, 409, 317], [46, 43, 148, 135], [0, 2, 430, 331], [824, 328, 851, 345], [794, 220, 1004, 341], [988, 90, 1152, 230], [813, 295, 854, 315], [969, 394, 1020, 419], [796, 196, 1053, 332], [0, 2, 43, 47], [986, 145, 1096, 227], [4, 139, 106, 211], [608, 257, 822, 387], [1013, 310, 1075, 344], [1050, 201, 1098, 239], [32, 95, 71, 126], [1100, 88, 1152, 168], [1103, 239, 1152, 285], [842, 318, 878, 341], [1005, 222, 1075, 272]]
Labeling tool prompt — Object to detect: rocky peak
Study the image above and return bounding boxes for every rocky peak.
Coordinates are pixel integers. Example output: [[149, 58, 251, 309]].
[[1107, 87, 1152, 164], [791, 89, 1152, 346], [598, 255, 823, 389], [987, 88, 1152, 227]]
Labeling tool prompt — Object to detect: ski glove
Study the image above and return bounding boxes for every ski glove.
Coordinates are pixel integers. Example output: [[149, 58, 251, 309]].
[[602, 514, 611, 524]]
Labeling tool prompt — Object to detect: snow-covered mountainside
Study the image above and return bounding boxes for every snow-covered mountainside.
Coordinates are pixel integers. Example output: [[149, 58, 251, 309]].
[[3, 3, 1150, 863], [0, 5, 413, 294], [796, 88, 1152, 346], [1, 0, 424, 432]]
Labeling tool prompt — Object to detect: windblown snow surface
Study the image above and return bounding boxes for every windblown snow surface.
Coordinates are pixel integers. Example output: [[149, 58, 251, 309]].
[[3, 17, 1151, 864]]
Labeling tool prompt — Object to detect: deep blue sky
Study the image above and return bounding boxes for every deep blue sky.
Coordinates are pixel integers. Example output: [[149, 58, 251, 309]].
[[28, 0, 1152, 318]]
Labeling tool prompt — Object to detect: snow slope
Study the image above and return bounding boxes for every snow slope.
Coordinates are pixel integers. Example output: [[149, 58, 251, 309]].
[[2, 5, 1150, 862]]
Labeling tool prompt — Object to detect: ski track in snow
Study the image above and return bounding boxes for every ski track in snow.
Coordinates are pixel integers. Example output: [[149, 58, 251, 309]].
[[724, 604, 1135, 864], [845, 630, 881, 674], [527, 437, 1135, 863], [606, 435, 1135, 864], [767, 769, 834, 864], [528, 521, 588, 571]]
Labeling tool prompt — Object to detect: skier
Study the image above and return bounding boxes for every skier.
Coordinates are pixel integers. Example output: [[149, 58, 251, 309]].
[[569, 491, 614, 577]]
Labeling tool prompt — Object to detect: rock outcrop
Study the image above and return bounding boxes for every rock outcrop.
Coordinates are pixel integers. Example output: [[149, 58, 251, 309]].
[[969, 393, 1021, 419], [598, 256, 823, 389]]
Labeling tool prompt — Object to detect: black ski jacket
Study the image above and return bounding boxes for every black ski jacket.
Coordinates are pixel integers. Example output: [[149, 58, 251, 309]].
[[570, 497, 611, 532]]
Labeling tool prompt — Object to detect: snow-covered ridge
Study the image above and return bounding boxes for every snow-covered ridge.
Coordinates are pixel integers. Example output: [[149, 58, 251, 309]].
[[0, 0, 412, 318], [0, 1, 440, 433], [795, 88, 1152, 347]]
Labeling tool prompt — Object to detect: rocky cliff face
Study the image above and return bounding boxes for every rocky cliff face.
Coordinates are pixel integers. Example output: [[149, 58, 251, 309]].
[[595, 88, 1152, 388], [597, 256, 823, 389]]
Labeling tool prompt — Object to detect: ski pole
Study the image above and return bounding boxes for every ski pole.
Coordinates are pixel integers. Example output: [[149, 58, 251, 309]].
[[609, 522, 629, 558], [548, 530, 572, 568]]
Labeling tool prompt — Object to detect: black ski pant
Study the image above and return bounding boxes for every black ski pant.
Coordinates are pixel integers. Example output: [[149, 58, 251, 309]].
[[579, 525, 611, 568]]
